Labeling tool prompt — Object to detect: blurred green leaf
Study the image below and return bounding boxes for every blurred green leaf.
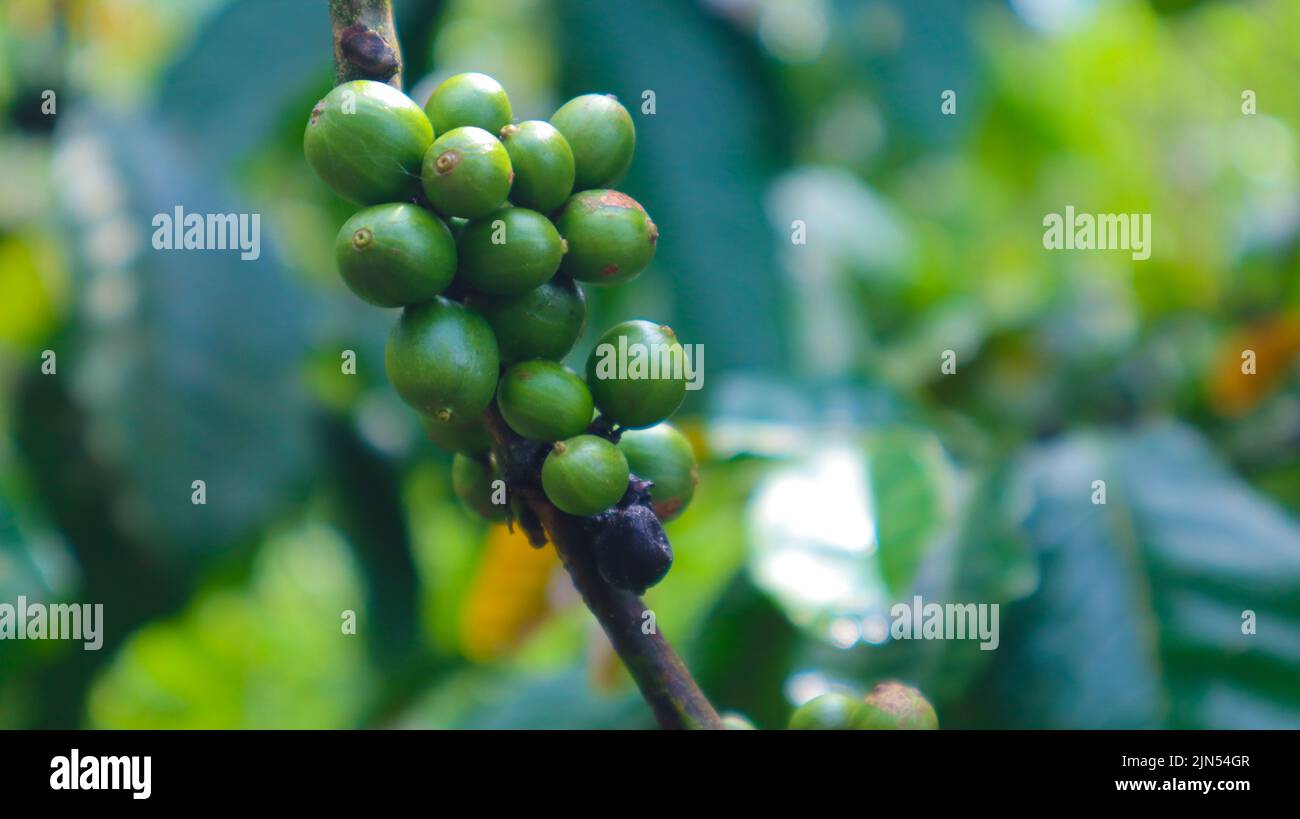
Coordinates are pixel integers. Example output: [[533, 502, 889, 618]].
[[870, 427, 959, 594], [0, 481, 66, 604], [88, 523, 373, 728], [0, 471, 75, 708], [52, 112, 317, 554], [974, 421, 1300, 728], [397, 665, 647, 730], [156, 0, 332, 170]]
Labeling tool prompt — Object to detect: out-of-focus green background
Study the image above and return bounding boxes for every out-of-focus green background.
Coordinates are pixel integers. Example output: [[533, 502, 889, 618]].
[[0, 0, 1298, 729]]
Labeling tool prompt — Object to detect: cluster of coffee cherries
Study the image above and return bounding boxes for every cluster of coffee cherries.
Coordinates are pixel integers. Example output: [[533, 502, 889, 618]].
[[304, 72, 696, 593]]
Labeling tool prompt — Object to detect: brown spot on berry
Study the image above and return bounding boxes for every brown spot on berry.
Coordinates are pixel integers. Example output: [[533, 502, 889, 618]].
[[309, 101, 325, 127], [866, 683, 914, 718], [653, 498, 683, 520], [434, 150, 461, 175], [598, 190, 641, 211], [500, 124, 519, 140], [647, 219, 659, 246], [600, 264, 620, 277]]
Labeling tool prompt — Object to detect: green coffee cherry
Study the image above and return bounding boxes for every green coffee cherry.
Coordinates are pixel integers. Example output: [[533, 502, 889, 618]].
[[497, 360, 593, 441], [422, 408, 492, 455], [787, 692, 860, 730], [452, 453, 506, 521], [550, 94, 635, 190], [586, 320, 687, 429], [851, 682, 939, 730], [304, 80, 433, 205], [469, 276, 586, 363], [617, 424, 697, 521], [500, 120, 575, 214], [556, 190, 657, 285], [421, 126, 513, 219], [385, 297, 499, 421], [457, 207, 565, 296], [721, 713, 757, 730], [424, 72, 512, 135], [335, 203, 456, 307], [541, 435, 629, 516]]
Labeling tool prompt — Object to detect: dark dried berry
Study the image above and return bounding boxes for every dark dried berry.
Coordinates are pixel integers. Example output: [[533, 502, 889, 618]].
[[592, 503, 673, 594]]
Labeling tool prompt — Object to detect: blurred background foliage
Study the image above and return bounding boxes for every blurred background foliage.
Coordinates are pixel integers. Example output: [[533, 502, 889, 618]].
[[0, 0, 1297, 729]]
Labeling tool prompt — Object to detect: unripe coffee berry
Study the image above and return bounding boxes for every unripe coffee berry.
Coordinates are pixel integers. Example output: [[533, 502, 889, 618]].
[[586, 320, 687, 429], [500, 120, 575, 214], [541, 435, 629, 516], [304, 80, 433, 204], [497, 360, 593, 442], [721, 713, 757, 730], [787, 692, 860, 730], [452, 453, 506, 521], [421, 126, 513, 219], [617, 423, 698, 521], [851, 682, 939, 730], [422, 408, 492, 455], [424, 72, 512, 136], [550, 94, 635, 190], [385, 297, 499, 421], [457, 207, 565, 296], [335, 203, 456, 307], [469, 276, 586, 363], [556, 190, 657, 285]]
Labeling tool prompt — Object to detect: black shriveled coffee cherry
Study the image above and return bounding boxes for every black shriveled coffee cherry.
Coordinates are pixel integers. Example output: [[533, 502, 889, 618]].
[[592, 502, 673, 595]]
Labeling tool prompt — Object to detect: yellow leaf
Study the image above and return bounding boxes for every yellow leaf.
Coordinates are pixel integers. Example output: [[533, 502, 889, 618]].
[[459, 523, 559, 662], [1209, 314, 1300, 416]]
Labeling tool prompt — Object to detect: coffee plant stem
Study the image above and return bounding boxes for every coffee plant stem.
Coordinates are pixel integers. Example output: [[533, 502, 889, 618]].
[[482, 406, 724, 730], [329, 0, 403, 88]]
